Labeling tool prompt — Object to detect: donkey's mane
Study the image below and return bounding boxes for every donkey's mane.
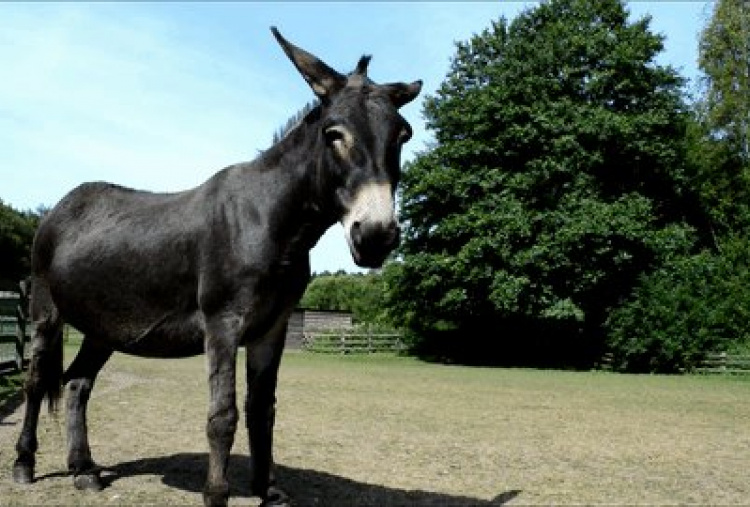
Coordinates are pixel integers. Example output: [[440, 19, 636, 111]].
[[272, 100, 320, 144]]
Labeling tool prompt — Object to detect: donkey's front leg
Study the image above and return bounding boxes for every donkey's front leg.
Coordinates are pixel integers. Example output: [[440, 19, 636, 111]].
[[246, 321, 288, 507], [203, 320, 240, 507]]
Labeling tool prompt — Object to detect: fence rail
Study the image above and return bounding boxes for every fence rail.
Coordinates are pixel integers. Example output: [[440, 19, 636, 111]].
[[696, 353, 750, 375], [0, 316, 24, 371], [0, 283, 32, 373], [302, 331, 405, 354]]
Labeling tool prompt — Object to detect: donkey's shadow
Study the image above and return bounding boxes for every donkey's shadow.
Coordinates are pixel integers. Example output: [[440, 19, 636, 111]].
[[103, 453, 520, 506]]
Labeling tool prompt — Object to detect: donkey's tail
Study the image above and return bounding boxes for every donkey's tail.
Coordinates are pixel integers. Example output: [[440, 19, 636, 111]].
[[26, 276, 65, 413]]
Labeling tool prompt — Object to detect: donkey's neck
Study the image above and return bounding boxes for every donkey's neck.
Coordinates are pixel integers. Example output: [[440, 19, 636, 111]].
[[231, 115, 336, 266], [259, 108, 336, 222]]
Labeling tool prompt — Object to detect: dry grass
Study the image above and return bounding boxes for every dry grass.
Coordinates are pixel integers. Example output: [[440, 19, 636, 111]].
[[1, 346, 749, 505]]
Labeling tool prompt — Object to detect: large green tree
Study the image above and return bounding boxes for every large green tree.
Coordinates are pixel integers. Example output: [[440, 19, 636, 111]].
[[688, 0, 750, 238], [385, 0, 699, 365], [699, 0, 750, 162]]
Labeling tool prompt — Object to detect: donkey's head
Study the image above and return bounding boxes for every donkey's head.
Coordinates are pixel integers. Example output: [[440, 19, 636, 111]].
[[272, 27, 421, 269]]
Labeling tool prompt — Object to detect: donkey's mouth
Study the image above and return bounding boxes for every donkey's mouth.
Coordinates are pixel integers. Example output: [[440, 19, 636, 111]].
[[350, 246, 389, 269], [346, 223, 400, 269]]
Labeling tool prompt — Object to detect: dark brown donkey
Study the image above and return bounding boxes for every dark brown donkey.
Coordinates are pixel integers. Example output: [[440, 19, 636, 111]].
[[12, 27, 421, 506]]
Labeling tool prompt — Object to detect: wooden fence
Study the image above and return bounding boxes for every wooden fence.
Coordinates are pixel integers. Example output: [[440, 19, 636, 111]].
[[302, 330, 405, 354], [0, 316, 25, 372], [695, 352, 750, 375], [0, 284, 32, 373]]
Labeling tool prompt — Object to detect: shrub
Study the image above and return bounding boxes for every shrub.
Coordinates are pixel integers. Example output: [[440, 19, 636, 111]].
[[605, 236, 750, 372]]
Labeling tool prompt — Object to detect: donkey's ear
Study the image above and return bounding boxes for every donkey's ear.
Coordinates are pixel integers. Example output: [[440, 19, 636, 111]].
[[382, 80, 423, 108], [271, 27, 346, 100]]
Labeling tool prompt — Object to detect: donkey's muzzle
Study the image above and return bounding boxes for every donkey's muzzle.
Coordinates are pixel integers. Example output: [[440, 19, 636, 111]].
[[349, 220, 400, 268]]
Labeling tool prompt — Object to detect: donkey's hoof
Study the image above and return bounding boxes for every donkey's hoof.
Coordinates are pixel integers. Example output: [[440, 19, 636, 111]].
[[12, 462, 34, 484], [260, 486, 291, 507], [73, 472, 103, 491]]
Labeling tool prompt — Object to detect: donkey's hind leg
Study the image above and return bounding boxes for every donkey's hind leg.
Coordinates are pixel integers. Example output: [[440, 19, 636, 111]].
[[13, 282, 64, 484], [62, 336, 112, 491]]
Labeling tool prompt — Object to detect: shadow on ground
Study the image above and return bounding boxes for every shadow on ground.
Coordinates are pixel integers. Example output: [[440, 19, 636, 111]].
[[98, 453, 520, 506]]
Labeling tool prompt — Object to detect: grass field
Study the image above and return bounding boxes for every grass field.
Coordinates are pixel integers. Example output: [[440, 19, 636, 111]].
[[1, 345, 749, 505]]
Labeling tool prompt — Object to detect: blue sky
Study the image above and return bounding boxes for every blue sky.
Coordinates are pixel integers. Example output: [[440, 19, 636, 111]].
[[0, 1, 712, 273]]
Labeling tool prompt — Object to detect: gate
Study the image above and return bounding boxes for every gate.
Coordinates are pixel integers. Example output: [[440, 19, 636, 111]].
[[0, 280, 32, 373]]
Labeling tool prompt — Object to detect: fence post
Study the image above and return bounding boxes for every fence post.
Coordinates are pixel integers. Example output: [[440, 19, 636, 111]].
[[16, 279, 31, 371], [14, 313, 24, 372]]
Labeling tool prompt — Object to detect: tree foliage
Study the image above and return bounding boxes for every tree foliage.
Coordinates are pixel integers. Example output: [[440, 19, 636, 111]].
[[385, 0, 701, 365], [698, 0, 750, 162], [300, 272, 389, 325], [602, 0, 750, 372], [0, 200, 40, 290], [606, 236, 750, 373], [688, 0, 750, 239], [682, 115, 750, 239]]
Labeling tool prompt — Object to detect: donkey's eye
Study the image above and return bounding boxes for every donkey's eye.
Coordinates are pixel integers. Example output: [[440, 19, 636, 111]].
[[323, 125, 353, 157], [324, 126, 346, 146]]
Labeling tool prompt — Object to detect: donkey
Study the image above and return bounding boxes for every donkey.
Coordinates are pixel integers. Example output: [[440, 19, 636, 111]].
[[12, 27, 421, 506]]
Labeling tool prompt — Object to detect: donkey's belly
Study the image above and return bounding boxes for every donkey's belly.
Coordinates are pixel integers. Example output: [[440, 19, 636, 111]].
[[67, 308, 207, 359], [117, 339, 205, 358], [116, 323, 206, 358], [119, 310, 207, 358]]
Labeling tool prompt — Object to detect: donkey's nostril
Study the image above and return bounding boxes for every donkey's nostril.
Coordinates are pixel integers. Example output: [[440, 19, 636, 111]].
[[351, 221, 363, 247]]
